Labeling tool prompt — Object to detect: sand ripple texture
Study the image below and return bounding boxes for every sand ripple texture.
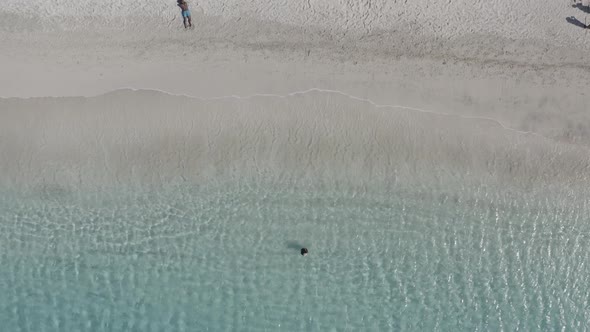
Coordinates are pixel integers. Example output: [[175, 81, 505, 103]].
[[1, 0, 589, 48]]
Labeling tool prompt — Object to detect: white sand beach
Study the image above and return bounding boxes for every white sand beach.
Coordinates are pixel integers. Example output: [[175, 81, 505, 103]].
[[2, 0, 590, 189]]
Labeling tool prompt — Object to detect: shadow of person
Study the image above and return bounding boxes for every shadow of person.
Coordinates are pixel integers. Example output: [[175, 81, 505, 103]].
[[566, 16, 588, 29], [572, 3, 590, 14], [286, 241, 304, 250]]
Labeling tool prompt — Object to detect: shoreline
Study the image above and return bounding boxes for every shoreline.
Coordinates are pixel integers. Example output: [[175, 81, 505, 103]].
[[2, 11, 589, 125], [2, 4, 590, 191], [2, 36, 589, 146]]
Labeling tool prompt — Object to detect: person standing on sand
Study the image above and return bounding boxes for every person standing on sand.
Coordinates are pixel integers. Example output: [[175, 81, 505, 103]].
[[177, 0, 192, 29]]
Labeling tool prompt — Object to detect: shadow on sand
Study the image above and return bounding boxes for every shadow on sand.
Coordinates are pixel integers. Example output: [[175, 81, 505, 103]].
[[572, 3, 590, 14], [566, 16, 588, 29]]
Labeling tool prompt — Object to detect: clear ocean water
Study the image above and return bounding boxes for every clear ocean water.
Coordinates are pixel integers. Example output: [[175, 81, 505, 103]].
[[1, 180, 589, 331]]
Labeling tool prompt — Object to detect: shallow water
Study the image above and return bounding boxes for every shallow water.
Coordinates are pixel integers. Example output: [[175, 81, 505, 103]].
[[2, 90, 590, 330], [1, 181, 589, 331]]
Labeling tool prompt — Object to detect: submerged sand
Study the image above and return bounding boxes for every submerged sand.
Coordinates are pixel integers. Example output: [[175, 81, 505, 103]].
[[1, 89, 589, 201]]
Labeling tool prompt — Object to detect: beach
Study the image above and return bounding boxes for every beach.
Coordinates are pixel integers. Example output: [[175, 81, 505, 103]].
[[1, 0, 590, 330]]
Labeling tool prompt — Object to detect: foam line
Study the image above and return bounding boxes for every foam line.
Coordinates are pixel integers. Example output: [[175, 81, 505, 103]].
[[116, 86, 557, 141]]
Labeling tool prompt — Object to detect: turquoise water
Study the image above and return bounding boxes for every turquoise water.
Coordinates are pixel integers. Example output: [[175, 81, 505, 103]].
[[1, 182, 589, 331]]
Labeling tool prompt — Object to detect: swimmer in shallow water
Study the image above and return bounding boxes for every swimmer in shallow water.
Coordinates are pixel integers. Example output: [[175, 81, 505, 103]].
[[301, 248, 308, 256]]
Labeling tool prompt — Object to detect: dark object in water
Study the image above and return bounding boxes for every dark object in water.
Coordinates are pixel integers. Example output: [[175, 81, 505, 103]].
[[301, 248, 309, 256]]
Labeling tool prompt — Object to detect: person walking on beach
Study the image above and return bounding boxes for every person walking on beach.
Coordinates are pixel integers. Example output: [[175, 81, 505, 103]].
[[177, 0, 192, 29]]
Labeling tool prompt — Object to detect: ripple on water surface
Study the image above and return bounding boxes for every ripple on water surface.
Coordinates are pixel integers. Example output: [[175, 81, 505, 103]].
[[0, 182, 589, 331]]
